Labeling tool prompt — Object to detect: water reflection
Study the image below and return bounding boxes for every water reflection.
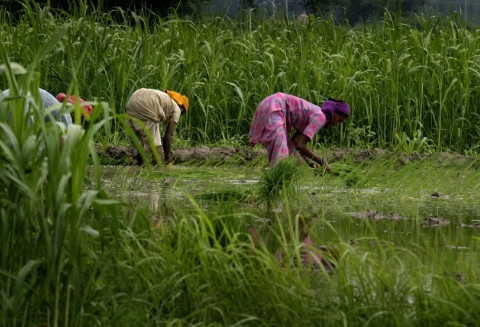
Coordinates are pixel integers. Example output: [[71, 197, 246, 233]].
[[90, 165, 480, 271]]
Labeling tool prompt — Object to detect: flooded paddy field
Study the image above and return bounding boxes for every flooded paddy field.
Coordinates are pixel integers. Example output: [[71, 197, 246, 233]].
[[88, 158, 480, 276], [77, 155, 480, 326]]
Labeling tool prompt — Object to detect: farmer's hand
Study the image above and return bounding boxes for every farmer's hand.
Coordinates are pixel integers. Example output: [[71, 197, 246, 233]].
[[320, 158, 330, 172], [325, 163, 331, 172]]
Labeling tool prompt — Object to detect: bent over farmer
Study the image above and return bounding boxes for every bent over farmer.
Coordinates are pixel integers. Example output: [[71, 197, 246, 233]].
[[249, 92, 350, 170], [126, 88, 188, 165], [56, 92, 93, 124], [0, 88, 73, 149], [0, 88, 73, 128]]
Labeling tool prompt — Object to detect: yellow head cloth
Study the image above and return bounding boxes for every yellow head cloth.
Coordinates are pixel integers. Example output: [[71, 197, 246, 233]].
[[166, 90, 189, 111]]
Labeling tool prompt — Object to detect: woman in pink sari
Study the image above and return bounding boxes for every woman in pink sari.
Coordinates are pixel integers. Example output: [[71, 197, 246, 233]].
[[249, 93, 350, 169]]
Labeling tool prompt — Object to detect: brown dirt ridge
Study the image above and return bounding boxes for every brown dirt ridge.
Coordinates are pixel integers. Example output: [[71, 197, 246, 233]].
[[95, 144, 479, 167]]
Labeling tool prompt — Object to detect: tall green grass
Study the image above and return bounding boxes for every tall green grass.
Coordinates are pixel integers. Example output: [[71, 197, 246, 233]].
[[256, 158, 305, 209], [0, 30, 123, 326], [2, 3, 480, 152], [2, 59, 479, 324], [2, 4, 480, 326]]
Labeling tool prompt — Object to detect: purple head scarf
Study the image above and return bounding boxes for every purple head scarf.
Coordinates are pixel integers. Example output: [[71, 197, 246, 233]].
[[321, 100, 351, 123]]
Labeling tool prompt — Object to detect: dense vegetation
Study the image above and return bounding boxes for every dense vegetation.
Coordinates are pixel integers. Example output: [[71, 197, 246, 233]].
[[2, 4, 480, 325], [2, 68, 480, 325], [1, 3, 480, 153]]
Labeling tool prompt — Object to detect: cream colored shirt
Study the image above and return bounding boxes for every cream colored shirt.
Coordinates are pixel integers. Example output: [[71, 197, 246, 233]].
[[126, 88, 181, 124]]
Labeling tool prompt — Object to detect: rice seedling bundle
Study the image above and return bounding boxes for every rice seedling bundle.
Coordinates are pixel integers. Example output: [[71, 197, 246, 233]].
[[257, 158, 301, 208], [328, 162, 360, 187]]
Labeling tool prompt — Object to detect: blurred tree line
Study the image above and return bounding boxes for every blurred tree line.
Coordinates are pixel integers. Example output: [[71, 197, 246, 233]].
[[245, 0, 479, 24], [273, 0, 428, 25], [0, 0, 209, 17], [1, 0, 478, 23], [421, 0, 480, 23], [209, 0, 429, 25], [327, 0, 428, 25]]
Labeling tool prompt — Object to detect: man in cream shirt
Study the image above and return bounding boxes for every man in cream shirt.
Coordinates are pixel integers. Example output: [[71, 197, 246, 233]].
[[126, 88, 188, 165]]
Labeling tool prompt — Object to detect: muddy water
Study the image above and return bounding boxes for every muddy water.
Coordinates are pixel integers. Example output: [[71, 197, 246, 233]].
[[89, 165, 480, 271], [311, 192, 480, 272]]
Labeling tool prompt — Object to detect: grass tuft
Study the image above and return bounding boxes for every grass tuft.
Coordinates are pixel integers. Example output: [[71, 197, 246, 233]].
[[329, 162, 361, 187], [256, 158, 304, 208]]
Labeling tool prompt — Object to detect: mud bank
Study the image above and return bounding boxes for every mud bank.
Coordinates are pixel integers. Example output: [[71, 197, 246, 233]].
[[95, 144, 480, 167], [94, 144, 268, 165]]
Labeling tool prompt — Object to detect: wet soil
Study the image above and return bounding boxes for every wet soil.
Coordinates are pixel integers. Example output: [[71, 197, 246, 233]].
[[95, 144, 480, 167], [94, 144, 268, 165]]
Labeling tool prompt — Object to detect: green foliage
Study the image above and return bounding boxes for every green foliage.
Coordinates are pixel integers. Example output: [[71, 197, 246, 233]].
[[2, 4, 480, 152], [395, 129, 432, 154], [0, 52, 122, 326], [313, 161, 361, 187], [256, 158, 310, 209], [3, 60, 480, 326], [348, 124, 377, 148], [3, 5, 480, 324], [0, 4, 477, 153], [0, 28, 161, 325], [257, 159, 296, 206], [328, 162, 360, 186], [211, 133, 249, 147]]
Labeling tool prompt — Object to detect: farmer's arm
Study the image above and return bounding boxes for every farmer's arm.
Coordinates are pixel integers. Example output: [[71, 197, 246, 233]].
[[291, 132, 330, 170], [162, 120, 176, 164]]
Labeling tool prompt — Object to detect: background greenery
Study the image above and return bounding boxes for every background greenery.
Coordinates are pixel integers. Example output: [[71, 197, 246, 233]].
[[1, 1, 480, 154], [1, 3, 480, 325]]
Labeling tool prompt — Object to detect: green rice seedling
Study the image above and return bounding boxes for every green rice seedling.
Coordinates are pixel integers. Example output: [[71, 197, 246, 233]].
[[188, 197, 253, 248], [316, 162, 361, 187], [256, 158, 307, 209], [330, 164, 358, 187], [354, 153, 480, 198], [193, 188, 253, 202]]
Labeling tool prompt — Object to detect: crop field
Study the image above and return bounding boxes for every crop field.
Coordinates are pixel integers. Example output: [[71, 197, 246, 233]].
[[1, 3, 480, 327], [2, 3, 480, 151]]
